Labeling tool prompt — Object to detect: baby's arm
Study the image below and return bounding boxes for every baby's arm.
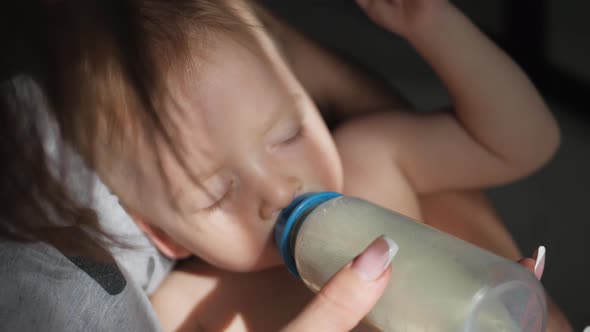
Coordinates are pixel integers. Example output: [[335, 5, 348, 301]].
[[353, 0, 560, 194]]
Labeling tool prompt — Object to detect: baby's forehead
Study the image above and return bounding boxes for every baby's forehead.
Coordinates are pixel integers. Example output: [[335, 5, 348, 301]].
[[170, 40, 281, 108], [152, 28, 298, 143]]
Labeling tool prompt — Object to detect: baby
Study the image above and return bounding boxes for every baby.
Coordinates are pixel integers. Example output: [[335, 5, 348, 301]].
[[139, 1, 569, 331]]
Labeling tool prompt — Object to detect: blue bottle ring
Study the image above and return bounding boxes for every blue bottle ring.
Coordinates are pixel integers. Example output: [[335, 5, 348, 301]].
[[274, 192, 342, 279]]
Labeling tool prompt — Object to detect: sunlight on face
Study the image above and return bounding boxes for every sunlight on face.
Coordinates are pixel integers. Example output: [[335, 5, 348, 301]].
[[125, 35, 343, 272]]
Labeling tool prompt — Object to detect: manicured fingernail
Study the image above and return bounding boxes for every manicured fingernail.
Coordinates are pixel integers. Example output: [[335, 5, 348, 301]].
[[583, 326, 590, 332], [351, 235, 398, 281], [533, 245, 546, 280]]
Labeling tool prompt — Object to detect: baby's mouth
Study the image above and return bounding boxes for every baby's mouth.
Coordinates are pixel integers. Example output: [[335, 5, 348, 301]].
[[269, 209, 282, 223]]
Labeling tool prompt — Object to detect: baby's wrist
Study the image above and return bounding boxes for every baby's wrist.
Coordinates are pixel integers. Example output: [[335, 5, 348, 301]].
[[403, 2, 460, 44]]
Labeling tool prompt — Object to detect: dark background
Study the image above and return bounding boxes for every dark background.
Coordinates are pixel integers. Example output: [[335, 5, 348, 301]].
[[258, 1, 590, 329]]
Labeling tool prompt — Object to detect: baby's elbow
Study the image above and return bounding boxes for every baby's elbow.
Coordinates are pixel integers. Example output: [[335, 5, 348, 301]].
[[534, 112, 561, 167], [513, 114, 561, 177], [543, 118, 561, 162]]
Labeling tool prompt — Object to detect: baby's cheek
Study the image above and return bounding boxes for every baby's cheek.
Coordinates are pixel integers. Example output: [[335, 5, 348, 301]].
[[196, 225, 274, 271], [314, 155, 344, 192], [294, 143, 342, 193]]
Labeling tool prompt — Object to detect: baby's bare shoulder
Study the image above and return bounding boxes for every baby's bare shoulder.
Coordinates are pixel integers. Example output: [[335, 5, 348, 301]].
[[333, 111, 423, 218], [333, 110, 410, 162]]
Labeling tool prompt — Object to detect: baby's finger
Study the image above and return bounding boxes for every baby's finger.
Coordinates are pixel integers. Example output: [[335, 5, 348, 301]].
[[282, 236, 398, 332], [355, 0, 394, 25]]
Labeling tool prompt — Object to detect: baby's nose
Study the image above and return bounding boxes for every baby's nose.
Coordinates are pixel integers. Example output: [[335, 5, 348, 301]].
[[259, 176, 302, 221]]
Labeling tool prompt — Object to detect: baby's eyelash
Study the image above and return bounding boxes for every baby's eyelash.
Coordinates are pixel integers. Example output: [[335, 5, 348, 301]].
[[201, 197, 224, 215], [282, 126, 304, 146], [201, 182, 233, 215]]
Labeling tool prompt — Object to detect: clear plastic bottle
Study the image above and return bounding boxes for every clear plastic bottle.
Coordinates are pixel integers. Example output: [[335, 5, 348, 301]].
[[275, 192, 546, 332]]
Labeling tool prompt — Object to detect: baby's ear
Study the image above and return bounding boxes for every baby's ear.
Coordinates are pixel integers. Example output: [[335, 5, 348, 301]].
[[130, 214, 191, 259]]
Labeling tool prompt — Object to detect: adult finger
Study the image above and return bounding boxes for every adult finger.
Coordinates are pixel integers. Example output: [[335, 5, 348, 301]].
[[283, 235, 398, 332], [517, 245, 546, 280]]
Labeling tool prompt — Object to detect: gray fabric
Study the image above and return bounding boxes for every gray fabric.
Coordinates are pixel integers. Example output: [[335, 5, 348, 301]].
[[0, 241, 162, 332], [0, 74, 175, 331], [17, 74, 174, 295], [90, 174, 174, 295]]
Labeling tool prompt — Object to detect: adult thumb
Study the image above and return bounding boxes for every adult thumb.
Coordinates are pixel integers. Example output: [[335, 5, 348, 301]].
[[282, 235, 398, 332]]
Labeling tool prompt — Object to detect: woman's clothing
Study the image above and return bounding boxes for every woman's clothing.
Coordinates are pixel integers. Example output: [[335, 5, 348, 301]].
[[0, 241, 162, 332]]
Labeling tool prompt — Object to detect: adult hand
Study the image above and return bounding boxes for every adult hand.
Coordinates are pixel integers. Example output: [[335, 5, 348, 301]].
[[518, 246, 574, 332], [282, 239, 545, 332], [282, 236, 398, 332], [518, 245, 546, 280]]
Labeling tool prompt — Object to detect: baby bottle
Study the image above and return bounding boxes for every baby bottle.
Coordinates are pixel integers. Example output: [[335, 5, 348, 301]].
[[275, 192, 546, 332]]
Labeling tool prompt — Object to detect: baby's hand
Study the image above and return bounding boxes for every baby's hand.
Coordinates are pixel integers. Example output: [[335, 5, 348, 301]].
[[355, 0, 449, 37]]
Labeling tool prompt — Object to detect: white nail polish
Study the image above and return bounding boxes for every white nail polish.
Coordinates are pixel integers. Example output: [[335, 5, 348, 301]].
[[351, 235, 399, 281], [383, 236, 399, 264], [583, 326, 590, 332], [534, 245, 546, 272]]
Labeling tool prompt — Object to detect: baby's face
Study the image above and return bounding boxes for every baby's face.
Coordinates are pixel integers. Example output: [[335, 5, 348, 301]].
[[115, 36, 343, 271]]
